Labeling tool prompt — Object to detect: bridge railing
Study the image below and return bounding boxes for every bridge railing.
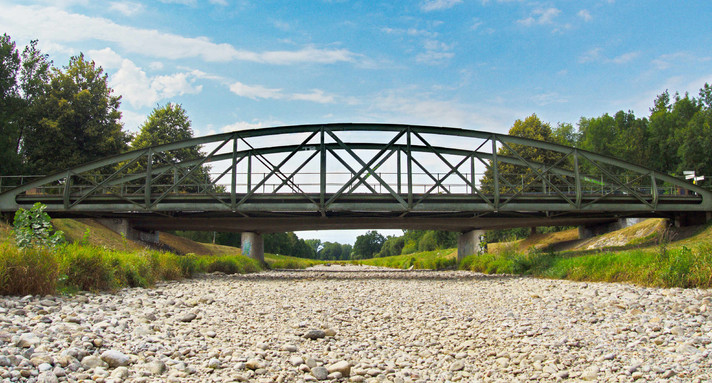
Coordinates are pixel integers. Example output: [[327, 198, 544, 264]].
[[1, 172, 692, 198]]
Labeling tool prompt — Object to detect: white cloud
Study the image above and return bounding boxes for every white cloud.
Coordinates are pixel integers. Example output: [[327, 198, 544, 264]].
[[222, 121, 268, 132], [291, 89, 335, 104], [517, 7, 561, 26], [158, 0, 196, 5], [209, 0, 228, 5], [88, 47, 123, 69], [416, 39, 454, 65], [228, 81, 336, 104], [1, 4, 358, 65], [370, 90, 514, 132], [153, 72, 203, 99], [579, 47, 602, 63], [149, 61, 164, 70], [532, 92, 568, 106], [229, 81, 283, 100], [577, 9, 592, 22], [579, 48, 640, 64], [651, 52, 710, 70], [610, 51, 640, 64], [109, 2, 144, 16], [421, 0, 463, 12], [91, 51, 203, 108]]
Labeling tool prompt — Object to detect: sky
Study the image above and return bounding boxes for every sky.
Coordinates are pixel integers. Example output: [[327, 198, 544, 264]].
[[2, 0, 711, 244]]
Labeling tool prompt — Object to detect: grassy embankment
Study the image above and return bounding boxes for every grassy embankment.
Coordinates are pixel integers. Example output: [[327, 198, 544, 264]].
[[353, 219, 712, 288], [352, 248, 458, 270], [461, 219, 712, 288], [0, 218, 319, 296]]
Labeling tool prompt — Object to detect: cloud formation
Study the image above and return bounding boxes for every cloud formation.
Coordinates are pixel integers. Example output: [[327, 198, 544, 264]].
[[229, 81, 335, 104], [2, 4, 357, 65], [517, 8, 561, 26], [421, 0, 463, 12], [88, 48, 203, 108]]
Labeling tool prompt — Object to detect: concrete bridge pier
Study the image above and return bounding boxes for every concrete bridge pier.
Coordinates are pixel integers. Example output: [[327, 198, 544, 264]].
[[457, 229, 486, 262], [241, 232, 264, 263], [97, 218, 159, 244]]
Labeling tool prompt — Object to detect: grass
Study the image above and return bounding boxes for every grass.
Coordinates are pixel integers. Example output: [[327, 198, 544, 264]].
[[265, 253, 322, 269], [352, 248, 458, 270], [0, 241, 265, 296], [459, 228, 712, 288]]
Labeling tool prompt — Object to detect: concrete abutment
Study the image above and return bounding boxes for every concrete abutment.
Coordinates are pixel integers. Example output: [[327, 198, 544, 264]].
[[97, 218, 159, 244]]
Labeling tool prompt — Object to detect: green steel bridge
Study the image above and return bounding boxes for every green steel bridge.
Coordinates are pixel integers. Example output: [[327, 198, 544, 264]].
[[1, 123, 710, 258]]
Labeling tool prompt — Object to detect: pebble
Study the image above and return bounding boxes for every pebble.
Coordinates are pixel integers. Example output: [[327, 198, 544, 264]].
[[0, 265, 710, 382]]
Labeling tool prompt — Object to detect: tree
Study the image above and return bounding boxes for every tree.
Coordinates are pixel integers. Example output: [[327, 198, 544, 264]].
[[352, 230, 385, 259], [646, 92, 700, 173], [578, 110, 648, 169], [0, 34, 23, 175], [377, 235, 405, 257], [319, 241, 343, 260], [481, 114, 567, 194], [23, 53, 128, 174], [129, 103, 211, 191]]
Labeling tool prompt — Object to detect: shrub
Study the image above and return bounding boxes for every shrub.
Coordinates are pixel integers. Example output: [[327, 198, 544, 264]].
[[12, 202, 64, 249]]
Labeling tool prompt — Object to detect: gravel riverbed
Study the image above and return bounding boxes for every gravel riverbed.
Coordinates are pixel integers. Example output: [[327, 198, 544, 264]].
[[1, 264, 712, 382]]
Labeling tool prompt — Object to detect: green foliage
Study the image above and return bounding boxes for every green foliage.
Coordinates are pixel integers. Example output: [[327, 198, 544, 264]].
[[264, 232, 316, 258], [265, 253, 321, 269], [23, 53, 127, 174], [355, 248, 457, 270], [352, 230, 385, 259], [12, 202, 64, 249], [459, 238, 712, 289], [377, 236, 405, 257], [128, 103, 212, 192]]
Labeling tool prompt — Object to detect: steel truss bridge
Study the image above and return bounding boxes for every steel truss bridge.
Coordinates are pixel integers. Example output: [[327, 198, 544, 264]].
[[1, 123, 710, 233]]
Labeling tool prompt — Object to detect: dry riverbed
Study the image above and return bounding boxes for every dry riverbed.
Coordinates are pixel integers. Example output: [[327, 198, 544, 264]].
[[1, 264, 712, 382]]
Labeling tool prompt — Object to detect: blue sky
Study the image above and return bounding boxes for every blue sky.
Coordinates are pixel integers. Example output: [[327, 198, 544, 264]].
[[2, 0, 711, 244]]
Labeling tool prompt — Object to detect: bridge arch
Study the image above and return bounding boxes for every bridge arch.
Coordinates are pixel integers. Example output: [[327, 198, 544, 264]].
[[1, 123, 710, 235]]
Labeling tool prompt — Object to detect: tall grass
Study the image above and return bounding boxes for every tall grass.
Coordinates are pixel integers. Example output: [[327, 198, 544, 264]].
[[0, 242, 264, 296], [460, 242, 712, 288], [0, 243, 58, 295], [353, 249, 457, 269], [265, 253, 322, 269]]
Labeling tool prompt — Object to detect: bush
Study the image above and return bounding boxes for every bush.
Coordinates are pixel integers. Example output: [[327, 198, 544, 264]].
[[12, 202, 64, 249]]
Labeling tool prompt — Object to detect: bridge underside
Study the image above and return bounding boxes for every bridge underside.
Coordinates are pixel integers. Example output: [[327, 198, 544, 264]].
[[45, 209, 668, 233]]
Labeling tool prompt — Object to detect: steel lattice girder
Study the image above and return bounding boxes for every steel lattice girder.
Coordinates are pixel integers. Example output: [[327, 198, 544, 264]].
[[1, 123, 711, 219]]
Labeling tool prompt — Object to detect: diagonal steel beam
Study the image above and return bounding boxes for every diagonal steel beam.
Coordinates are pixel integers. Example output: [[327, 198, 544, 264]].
[[235, 130, 320, 208], [327, 147, 381, 195], [325, 129, 408, 209], [325, 129, 407, 208]]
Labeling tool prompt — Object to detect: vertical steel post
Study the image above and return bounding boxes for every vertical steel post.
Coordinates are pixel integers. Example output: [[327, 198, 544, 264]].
[[63, 172, 72, 209], [407, 127, 413, 208], [145, 149, 152, 208], [471, 155, 475, 195], [397, 148, 401, 194], [492, 136, 499, 210], [320, 126, 326, 213], [574, 150, 581, 208], [231, 136, 238, 210], [247, 153, 252, 191]]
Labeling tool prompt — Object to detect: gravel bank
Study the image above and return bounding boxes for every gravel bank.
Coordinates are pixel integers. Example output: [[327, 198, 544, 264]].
[[2, 264, 711, 382]]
